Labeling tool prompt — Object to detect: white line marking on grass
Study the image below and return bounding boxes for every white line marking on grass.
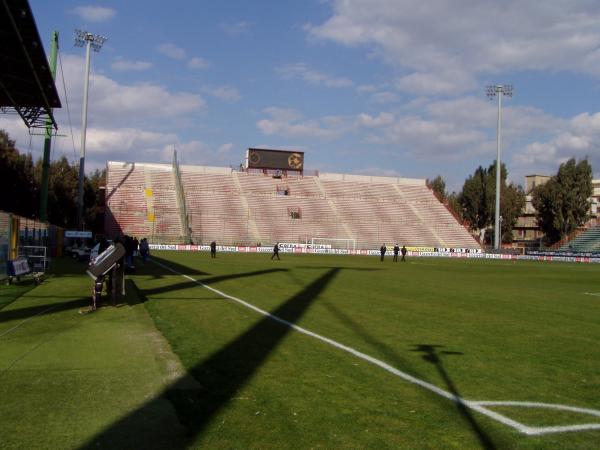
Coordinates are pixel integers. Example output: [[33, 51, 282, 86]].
[[152, 259, 600, 436], [0, 305, 58, 338], [583, 292, 600, 297]]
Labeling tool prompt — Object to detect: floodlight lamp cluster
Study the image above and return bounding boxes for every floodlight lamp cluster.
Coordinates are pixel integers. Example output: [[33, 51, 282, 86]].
[[486, 84, 513, 99], [74, 29, 107, 52]]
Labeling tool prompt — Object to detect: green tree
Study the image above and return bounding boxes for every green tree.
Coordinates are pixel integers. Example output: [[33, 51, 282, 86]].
[[532, 158, 593, 244], [427, 175, 447, 201], [2, 129, 106, 230], [459, 165, 489, 232], [500, 181, 525, 242], [45, 156, 79, 228], [85, 168, 106, 233], [458, 161, 525, 243], [0, 130, 38, 218], [446, 191, 462, 220]]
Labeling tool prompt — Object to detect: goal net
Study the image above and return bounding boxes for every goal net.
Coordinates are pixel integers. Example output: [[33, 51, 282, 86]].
[[311, 237, 356, 250]]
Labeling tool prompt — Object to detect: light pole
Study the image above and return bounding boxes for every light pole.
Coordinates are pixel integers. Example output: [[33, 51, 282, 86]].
[[74, 29, 107, 230], [486, 84, 512, 250]]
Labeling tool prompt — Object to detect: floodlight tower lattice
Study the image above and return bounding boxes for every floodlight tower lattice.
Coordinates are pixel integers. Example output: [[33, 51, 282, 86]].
[[486, 84, 512, 250], [74, 30, 107, 230]]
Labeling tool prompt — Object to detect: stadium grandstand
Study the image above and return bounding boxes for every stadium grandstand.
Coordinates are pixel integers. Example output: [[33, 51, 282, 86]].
[[559, 225, 600, 253], [104, 153, 480, 251]]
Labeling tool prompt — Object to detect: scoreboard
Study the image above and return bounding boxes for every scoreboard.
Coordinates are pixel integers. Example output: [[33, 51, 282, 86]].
[[246, 148, 304, 172]]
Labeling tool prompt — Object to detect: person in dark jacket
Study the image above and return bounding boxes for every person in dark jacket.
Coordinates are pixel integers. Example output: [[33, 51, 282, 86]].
[[98, 236, 109, 254], [271, 243, 280, 260], [393, 244, 400, 262], [139, 238, 149, 262], [210, 241, 217, 258], [401, 245, 408, 262], [380, 244, 387, 262], [124, 235, 135, 268]]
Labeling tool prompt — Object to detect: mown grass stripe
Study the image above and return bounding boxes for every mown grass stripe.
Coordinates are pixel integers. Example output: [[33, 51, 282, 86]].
[[0, 304, 58, 338]]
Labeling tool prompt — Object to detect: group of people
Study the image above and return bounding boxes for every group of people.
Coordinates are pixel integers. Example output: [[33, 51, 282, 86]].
[[107, 235, 150, 267], [211, 241, 403, 262], [380, 244, 407, 262], [106, 238, 404, 264]]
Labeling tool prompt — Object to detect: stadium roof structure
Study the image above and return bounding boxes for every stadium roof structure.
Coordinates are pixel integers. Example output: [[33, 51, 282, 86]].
[[0, 0, 61, 129]]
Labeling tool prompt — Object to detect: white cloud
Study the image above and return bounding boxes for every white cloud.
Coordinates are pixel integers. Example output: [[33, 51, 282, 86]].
[[92, 79, 205, 122], [111, 58, 152, 71], [356, 84, 399, 103], [86, 127, 175, 156], [72, 5, 116, 23], [86, 131, 239, 171], [356, 112, 395, 128], [374, 116, 488, 158], [0, 117, 39, 155], [351, 97, 567, 170], [276, 63, 353, 88], [157, 43, 187, 60], [356, 84, 377, 94], [371, 91, 399, 104], [168, 140, 209, 165], [0, 53, 231, 175], [348, 95, 597, 182], [57, 54, 205, 128], [0, 53, 207, 171], [220, 21, 252, 35], [308, 0, 600, 94], [515, 112, 600, 172], [424, 97, 563, 137], [357, 84, 377, 94], [174, 141, 240, 166], [204, 86, 241, 102], [187, 57, 210, 70], [217, 143, 234, 155], [396, 71, 476, 96], [257, 107, 345, 139]]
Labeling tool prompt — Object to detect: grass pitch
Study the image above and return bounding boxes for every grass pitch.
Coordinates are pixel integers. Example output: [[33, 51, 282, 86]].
[[1, 252, 599, 449]]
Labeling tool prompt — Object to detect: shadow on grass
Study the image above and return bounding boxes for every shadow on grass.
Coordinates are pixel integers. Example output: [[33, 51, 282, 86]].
[[79, 266, 340, 449], [135, 262, 289, 300], [0, 297, 90, 325], [140, 255, 210, 279], [0, 280, 39, 311], [322, 301, 503, 448], [295, 266, 381, 271], [47, 254, 210, 279], [322, 300, 421, 378], [412, 344, 497, 450]]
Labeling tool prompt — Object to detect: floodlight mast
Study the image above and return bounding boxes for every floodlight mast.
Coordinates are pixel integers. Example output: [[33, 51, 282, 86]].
[[74, 30, 107, 230], [486, 84, 512, 250]]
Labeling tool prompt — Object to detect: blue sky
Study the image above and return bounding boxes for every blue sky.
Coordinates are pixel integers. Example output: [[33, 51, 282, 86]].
[[2, 0, 600, 191]]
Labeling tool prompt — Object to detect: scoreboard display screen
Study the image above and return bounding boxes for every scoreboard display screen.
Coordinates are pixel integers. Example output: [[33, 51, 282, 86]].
[[246, 148, 304, 171]]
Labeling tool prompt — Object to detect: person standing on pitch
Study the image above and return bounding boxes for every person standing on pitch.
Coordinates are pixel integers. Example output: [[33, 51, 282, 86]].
[[139, 238, 149, 263], [380, 244, 387, 262], [393, 243, 400, 262], [210, 241, 217, 258], [401, 245, 407, 262], [271, 242, 280, 260]]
